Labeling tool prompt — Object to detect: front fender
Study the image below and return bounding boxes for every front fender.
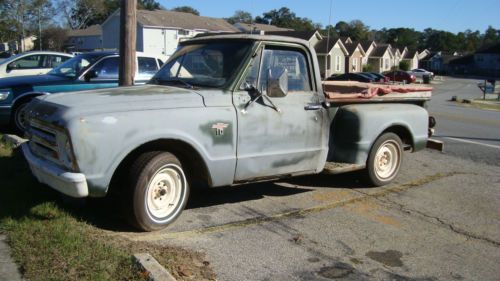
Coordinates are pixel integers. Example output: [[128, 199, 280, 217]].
[[67, 107, 237, 197]]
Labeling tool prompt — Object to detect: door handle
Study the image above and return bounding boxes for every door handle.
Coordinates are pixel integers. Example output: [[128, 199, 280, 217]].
[[304, 104, 322, 111]]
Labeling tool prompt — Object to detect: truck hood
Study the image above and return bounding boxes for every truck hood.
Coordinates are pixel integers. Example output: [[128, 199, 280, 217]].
[[28, 85, 205, 125]]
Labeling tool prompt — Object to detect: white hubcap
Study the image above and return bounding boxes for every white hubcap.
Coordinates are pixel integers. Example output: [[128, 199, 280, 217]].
[[374, 141, 400, 180], [146, 165, 184, 222]]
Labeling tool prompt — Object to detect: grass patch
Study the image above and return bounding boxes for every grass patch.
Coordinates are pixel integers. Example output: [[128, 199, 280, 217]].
[[0, 136, 215, 281], [448, 98, 500, 111]]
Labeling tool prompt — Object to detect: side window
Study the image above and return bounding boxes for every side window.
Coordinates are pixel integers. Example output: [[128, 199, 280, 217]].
[[240, 48, 262, 90], [258, 48, 312, 93], [9, 55, 43, 69], [138, 57, 159, 76], [50, 55, 71, 68], [41, 55, 69, 68], [91, 57, 119, 79], [157, 59, 164, 67]]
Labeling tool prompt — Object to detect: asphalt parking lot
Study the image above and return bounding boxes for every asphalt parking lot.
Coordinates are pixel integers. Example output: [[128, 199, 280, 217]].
[[107, 78, 500, 281], [114, 152, 499, 280]]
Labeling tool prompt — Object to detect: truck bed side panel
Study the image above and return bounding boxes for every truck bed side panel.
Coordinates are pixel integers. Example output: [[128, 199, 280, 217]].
[[328, 103, 428, 164]]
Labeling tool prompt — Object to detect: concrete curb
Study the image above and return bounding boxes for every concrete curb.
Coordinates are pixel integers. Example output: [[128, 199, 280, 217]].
[[1, 134, 27, 148], [133, 253, 176, 281], [0, 235, 23, 281]]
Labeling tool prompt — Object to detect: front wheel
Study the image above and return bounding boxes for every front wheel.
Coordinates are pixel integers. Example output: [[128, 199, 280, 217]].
[[364, 133, 403, 186], [126, 151, 189, 231], [11, 100, 31, 135]]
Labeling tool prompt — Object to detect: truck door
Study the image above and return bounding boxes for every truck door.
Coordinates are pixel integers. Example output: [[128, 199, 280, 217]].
[[233, 44, 324, 181]]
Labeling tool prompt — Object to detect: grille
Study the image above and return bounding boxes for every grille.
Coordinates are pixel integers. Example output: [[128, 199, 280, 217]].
[[28, 119, 62, 165]]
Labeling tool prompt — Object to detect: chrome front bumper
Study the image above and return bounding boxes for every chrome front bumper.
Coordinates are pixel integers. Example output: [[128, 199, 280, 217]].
[[21, 143, 89, 198]]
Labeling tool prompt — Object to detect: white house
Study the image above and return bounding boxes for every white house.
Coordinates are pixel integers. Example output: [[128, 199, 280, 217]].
[[368, 44, 394, 72], [101, 9, 238, 61], [315, 37, 349, 78], [65, 25, 102, 51], [360, 40, 377, 66]]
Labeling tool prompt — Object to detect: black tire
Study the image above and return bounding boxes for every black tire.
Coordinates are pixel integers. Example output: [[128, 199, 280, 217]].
[[11, 100, 31, 136], [125, 151, 189, 231], [364, 133, 403, 186]]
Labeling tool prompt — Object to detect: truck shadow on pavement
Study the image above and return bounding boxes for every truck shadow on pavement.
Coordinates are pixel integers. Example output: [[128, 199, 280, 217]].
[[0, 146, 366, 233]]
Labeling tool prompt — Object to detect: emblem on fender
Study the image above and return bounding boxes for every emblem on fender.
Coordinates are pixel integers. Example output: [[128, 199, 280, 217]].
[[211, 123, 229, 136]]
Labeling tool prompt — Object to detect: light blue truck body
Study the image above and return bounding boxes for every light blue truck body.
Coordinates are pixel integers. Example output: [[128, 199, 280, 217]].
[[21, 34, 429, 198]]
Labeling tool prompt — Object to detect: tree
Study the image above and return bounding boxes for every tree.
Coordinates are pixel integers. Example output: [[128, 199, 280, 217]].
[[255, 7, 320, 31], [399, 60, 410, 71], [226, 10, 252, 24], [138, 0, 162, 10], [30, 0, 56, 50], [171, 6, 199, 15], [33, 26, 68, 51], [57, 0, 162, 30], [347, 20, 369, 41], [483, 26, 500, 46]]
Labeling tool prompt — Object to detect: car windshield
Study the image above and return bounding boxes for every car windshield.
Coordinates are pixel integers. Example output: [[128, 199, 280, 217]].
[[150, 41, 252, 88], [48, 53, 104, 78]]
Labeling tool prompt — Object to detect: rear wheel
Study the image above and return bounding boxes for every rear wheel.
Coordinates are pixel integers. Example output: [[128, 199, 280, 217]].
[[126, 151, 189, 231], [364, 133, 403, 186]]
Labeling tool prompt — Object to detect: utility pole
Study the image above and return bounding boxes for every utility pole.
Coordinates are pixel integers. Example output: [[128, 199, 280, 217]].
[[119, 0, 137, 86]]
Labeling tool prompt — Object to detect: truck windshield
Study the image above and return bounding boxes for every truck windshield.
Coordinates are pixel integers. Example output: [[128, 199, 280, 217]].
[[48, 53, 103, 78], [150, 41, 252, 88]]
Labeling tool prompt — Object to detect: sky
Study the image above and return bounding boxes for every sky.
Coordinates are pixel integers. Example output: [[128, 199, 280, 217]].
[[158, 0, 500, 34]]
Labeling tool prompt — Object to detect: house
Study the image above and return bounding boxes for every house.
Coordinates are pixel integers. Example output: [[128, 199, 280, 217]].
[[474, 43, 500, 75], [233, 22, 293, 34], [315, 37, 349, 78], [65, 25, 102, 52], [419, 52, 443, 72], [418, 49, 431, 60], [448, 54, 475, 74], [102, 9, 238, 60], [265, 30, 323, 46], [344, 42, 365, 73], [360, 40, 377, 66], [6, 36, 36, 52], [340, 36, 353, 44], [393, 47, 408, 68], [402, 50, 419, 70], [368, 44, 394, 72]]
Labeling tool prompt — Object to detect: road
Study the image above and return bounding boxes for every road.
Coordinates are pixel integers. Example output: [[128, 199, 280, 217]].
[[428, 77, 500, 166], [113, 78, 500, 281]]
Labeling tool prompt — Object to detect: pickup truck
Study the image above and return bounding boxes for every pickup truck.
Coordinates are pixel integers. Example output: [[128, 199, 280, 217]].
[[21, 34, 435, 231]]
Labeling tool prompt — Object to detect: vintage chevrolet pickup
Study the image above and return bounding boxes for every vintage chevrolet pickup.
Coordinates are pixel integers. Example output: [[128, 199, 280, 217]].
[[21, 34, 436, 231]]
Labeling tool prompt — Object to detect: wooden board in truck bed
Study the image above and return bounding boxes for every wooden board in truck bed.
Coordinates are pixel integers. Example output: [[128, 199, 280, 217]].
[[323, 81, 432, 104]]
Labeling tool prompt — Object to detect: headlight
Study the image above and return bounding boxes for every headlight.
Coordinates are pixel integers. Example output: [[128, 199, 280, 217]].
[[0, 90, 10, 101]]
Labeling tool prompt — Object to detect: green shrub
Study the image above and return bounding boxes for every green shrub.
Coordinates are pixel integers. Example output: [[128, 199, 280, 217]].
[[399, 60, 410, 71]]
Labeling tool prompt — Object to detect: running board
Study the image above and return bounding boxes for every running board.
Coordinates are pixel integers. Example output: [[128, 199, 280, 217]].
[[323, 162, 366, 175]]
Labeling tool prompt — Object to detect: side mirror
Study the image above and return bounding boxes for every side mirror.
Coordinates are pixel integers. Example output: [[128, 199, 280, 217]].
[[6, 63, 17, 72], [266, 67, 288, 98], [84, 70, 98, 82]]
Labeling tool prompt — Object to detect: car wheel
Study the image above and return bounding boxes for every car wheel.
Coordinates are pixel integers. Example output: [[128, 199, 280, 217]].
[[126, 151, 189, 231], [11, 100, 31, 135], [364, 133, 403, 186]]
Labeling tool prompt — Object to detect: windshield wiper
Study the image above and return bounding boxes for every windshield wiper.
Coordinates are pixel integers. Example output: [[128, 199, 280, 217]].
[[151, 78, 196, 89]]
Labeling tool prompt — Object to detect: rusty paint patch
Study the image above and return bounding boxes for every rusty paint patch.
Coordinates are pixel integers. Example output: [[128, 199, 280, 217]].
[[343, 200, 402, 228]]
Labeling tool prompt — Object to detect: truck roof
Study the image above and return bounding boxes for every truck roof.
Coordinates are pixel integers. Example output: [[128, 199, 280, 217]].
[[183, 33, 312, 48]]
